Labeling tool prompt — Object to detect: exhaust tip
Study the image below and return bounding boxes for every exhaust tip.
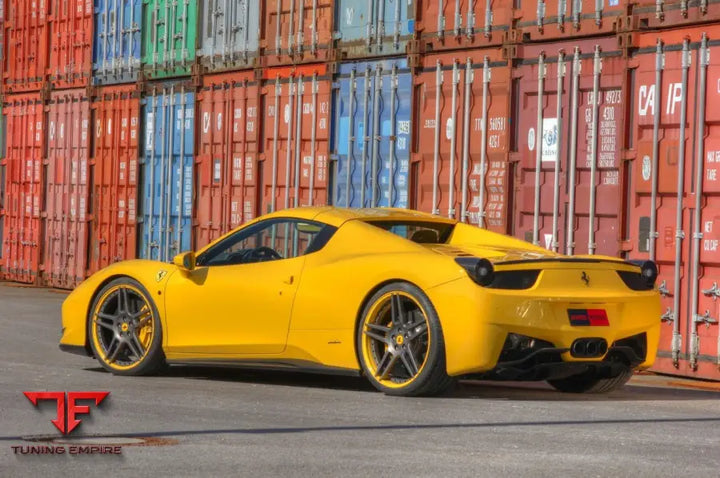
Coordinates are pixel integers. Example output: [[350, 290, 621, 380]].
[[570, 338, 608, 358]]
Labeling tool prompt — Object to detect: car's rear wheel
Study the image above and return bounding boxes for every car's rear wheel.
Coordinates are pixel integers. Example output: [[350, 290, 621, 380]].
[[547, 367, 633, 393], [357, 282, 454, 396], [88, 277, 166, 375]]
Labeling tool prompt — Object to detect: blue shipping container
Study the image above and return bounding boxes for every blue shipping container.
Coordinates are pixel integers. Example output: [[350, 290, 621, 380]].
[[140, 88, 194, 262], [93, 0, 143, 85], [334, 0, 414, 57], [332, 58, 412, 208]]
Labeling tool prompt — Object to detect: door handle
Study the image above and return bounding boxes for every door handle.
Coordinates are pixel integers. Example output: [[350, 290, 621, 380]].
[[283, 275, 295, 285]]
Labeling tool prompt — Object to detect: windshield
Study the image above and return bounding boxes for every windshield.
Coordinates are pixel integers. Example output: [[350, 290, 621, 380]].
[[364, 220, 455, 244]]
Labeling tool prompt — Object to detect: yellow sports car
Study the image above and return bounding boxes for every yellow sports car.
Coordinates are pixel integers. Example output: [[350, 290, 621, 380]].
[[60, 207, 661, 396]]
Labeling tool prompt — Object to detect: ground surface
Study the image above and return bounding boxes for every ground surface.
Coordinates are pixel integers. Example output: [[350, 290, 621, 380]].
[[1, 284, 719, 477]]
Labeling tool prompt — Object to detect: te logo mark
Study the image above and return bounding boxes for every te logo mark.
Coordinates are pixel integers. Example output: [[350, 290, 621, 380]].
[[23, 392, 109, 435]]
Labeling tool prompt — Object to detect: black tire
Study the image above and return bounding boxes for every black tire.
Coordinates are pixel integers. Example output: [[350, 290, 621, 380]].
[[356, 282, 455, 397], [547, 367, 633, 393], [88, 277, 166, 376]]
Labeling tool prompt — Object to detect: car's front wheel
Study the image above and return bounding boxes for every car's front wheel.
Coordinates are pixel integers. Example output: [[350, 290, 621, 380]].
[[88, 277, 166, 375], [357, 282, 455, 396], [547, 367, 633, 393]]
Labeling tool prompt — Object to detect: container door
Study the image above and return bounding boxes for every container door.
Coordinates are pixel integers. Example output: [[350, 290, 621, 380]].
[[198, 0, 259, 72], [94, 0, 143, 85], [49, 0, 93, 88], [142, 0, 198, 78], [333, 59, 411, 208], [141, 89, 194, 261], [334, 0, 414, 58], [4, 0, 50, 92]]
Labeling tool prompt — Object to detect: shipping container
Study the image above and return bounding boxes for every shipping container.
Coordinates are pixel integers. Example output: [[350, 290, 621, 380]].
[[411, 48, 513, 232], [413, 0, 511, 53], [626, 27, 720, 380], [195, 71, 260, 249], [630, 0, 720, 31], [332, 57, 412, 208], [334, 0, 414, 59], [262, 0, 333, 66], [197, 0, 260, 72], [93, 0, 143, 85], [1, 94, 45, 284], [259, 64, 331, 213], [89, 85, 140, 275], [140, 84, 194, 261], [513, 0, 627, 42], [43, 89, 91, 289], [142, 0, 198, 79], [4, 0, 50, 92], [511, 37, 628, 257], [48, 0, 94, 88]]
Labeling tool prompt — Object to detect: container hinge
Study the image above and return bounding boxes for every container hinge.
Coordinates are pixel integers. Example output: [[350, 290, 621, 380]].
[[660, 307, 674, 323], [681, 0, 688, 17], [700, 0, 708, 14], [702, 282, 720, 299], [657, 280, 672, 297], [655, 0, 664, 20], [694, 310, 717, 328]]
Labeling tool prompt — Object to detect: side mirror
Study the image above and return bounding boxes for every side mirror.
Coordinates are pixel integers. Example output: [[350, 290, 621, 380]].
[[173, 251, 196, 272]]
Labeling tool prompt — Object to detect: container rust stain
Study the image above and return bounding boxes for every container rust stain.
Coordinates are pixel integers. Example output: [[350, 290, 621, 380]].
[[1, 94, 45, 284], [195, 72, 260, 249], [89, 85, 140, 275]]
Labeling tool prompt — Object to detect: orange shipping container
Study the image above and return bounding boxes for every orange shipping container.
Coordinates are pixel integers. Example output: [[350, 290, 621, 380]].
[[195, 72, 260, 249], [43, 89, 91, 289], [4, 0, 50, 92], [629, 1, 720, 31], [1, 93, 45, 284], [411, 47, 512, 233], [89, 85, 140, 275], [259, 64, 331, 214], [48, 0, 94, 88], [626, 27, 720, 380]]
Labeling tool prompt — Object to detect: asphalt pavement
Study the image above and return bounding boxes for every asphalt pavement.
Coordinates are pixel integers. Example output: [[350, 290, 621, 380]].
[[1, 283, 719, 477]]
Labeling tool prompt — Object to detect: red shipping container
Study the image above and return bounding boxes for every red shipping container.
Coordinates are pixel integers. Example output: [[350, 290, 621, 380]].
[[89, 85, 140, 275], [626, 27, 720, 380], [48, 0, 94, 88], [411, 47, 512, 233], [262, 0, 334, 67], [513, 0, 627, 42], [511, 37, 628, 257], [629, 1, 720, 32], [1, 93, 45, 284], [195, 72, 260, 249], [413, 0, 512, 53], [43, 89, 91, 289], [259, 63, 331, 213], [4, 0, 50, 92]]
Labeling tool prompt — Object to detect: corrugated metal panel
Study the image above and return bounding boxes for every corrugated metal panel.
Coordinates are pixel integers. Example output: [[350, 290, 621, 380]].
[[93, 0, 143, 85], [142, 0, 198, 79], [89, 85, 140, 275], [195, 71, 259, 249], [1, 94, 45, 284], [4, 0, 50, 92], [140, 86, 194, 261], [412, 48, 512, 233], [332, 58, 411, 208], [627, 28, 720, 380], [630, 1, 720, 31], [334, 0, 415, 59], [260, 64, 331, 213], [413, 0, 511, 52], [514, 0, 626, 42], [43, 89, 91, 289], [49, 0, 94, 88], [511, 37, 627, 256], [197, 0, 260, 72], [262, 0, 334, 66]]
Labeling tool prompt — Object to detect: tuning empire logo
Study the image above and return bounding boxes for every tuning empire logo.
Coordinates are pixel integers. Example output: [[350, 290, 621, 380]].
[[12, 391, 122, 456]]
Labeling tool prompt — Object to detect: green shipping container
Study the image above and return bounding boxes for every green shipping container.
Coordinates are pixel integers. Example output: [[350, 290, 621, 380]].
[[142, 0, 198, 78]]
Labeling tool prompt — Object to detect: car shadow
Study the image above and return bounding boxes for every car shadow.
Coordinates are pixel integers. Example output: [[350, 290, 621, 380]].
[[85, 365, 720, 401]]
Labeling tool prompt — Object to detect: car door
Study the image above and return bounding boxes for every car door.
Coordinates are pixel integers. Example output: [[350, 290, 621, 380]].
[[164, 218, 331, 356]]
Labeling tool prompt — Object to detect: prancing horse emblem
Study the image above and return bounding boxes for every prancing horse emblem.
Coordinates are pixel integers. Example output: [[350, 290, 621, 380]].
[[581, 271, 590, 286], [155, 270, 168, 282]]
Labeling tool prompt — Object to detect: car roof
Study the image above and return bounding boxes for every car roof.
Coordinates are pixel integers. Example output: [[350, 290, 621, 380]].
[[262, 206, 458, 228]]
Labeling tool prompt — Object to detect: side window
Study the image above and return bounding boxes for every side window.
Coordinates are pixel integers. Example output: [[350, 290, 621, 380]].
[[197, 219, 336, 267]]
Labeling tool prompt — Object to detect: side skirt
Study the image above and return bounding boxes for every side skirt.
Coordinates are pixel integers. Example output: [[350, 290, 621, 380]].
[[165, 358, 362, 377]]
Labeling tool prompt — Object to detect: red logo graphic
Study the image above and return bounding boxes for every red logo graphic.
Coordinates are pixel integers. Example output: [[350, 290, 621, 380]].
[[23, 392, 109, 435]]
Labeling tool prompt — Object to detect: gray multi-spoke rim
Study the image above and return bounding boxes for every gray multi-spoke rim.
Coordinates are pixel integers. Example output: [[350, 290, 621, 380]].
[[93, 286, 153, 367], [363, 292, 429, 384]]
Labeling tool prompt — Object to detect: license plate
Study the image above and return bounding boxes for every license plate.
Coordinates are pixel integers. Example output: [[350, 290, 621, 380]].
[[568, 308, 609, 326]]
